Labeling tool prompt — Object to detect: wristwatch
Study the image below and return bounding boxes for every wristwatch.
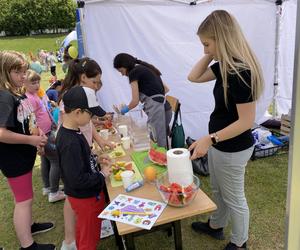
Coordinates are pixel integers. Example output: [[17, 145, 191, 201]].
[[210, 133, 220, 145]]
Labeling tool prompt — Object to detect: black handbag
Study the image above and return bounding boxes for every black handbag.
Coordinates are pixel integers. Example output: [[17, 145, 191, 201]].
[[170, 105, 185, 148], [186, 136, 209, 176]]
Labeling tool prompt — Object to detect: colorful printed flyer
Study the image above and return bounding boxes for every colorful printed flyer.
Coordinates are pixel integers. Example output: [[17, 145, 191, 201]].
[[98, 194, 166, 230]]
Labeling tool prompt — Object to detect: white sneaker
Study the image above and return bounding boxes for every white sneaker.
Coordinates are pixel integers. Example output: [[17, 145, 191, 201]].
[[61, 240, 77, 250], [48, 191, 66, 203], [42, 187, 51, 196]]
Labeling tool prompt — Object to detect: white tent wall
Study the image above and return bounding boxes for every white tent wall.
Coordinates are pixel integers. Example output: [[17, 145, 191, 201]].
[[81, 0, 276, 139], [277, 0, 297, 116]]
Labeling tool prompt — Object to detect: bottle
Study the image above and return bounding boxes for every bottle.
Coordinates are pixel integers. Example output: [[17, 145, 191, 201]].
[[125, 180, 144, 192]]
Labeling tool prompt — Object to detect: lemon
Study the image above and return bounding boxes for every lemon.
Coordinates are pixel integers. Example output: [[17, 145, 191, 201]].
[[114, 170, 122, 181]]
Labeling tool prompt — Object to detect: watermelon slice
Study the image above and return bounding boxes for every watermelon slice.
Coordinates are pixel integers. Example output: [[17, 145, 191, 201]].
[[148, 147, 167, 166]]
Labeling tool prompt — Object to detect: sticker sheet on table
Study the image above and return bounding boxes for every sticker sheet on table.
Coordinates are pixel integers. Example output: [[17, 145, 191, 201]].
[[98, 194, 166, 230]]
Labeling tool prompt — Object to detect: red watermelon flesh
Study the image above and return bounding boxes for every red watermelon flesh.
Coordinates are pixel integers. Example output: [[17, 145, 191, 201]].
[[149, 148, 167, 165]]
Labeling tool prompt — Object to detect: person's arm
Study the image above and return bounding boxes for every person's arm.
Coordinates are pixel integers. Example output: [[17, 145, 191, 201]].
[[128, 80, 140, 110], [188, 54, 216, 83], [0, 127, 47, 148], [92, 123, 114, 149], [189, 102, 255, 159], [120, 80, 140, 114]]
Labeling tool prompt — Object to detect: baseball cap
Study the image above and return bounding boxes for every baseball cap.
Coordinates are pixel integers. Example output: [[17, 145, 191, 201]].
[[63, 86, 106, 117]]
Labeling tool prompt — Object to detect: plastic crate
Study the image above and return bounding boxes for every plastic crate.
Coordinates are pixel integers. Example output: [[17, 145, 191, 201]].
[[251, 130, 289, 160]]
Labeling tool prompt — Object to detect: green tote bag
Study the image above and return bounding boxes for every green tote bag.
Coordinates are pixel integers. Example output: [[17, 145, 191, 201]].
[[170, 107, 185, 148]]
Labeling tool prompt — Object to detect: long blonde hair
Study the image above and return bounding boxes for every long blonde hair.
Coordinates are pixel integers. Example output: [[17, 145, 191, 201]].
[[0, 51, 28, 96], [26, 69, 41, 82], [197, 10, 264, 105]]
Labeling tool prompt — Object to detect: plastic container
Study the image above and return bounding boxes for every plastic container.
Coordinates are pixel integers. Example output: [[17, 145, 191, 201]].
[[155, 172, 200, 207], [125, 180, 144, 192], [131, 117, 150, 151]]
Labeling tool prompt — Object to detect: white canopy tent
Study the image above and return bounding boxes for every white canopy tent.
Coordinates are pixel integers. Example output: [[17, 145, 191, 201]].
[[78, 0, 296, 139], [277, 0, 297, 115]]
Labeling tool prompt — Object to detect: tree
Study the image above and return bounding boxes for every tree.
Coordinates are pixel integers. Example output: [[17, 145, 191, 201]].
[[2, 0, 76, 36]]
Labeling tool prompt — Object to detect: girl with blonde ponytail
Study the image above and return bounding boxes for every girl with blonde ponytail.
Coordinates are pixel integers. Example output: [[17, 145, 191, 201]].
[[188, 10, 264, 250]]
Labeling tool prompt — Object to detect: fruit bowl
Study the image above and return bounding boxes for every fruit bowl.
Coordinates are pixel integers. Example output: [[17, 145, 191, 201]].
[[155, 172, 200, 207]]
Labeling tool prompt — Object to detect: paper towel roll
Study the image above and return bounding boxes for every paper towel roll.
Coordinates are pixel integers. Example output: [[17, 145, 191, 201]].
[[167, 148, 194, 186]]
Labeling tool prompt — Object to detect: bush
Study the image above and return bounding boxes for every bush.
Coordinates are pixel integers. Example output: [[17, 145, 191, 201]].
[[1, 0, 76, 36]]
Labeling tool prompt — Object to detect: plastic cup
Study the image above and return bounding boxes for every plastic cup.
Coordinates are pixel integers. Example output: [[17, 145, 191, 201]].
[[99, 129, 109, 140], [121, 136, 131, 150], [118, 125, 128, 137], [120, 170, 134, 189]]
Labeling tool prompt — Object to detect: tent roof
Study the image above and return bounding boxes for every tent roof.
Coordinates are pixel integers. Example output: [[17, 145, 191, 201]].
[[83, 0, 282, 4]]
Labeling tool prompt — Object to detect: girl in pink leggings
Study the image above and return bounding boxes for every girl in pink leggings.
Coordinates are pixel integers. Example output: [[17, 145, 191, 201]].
[[0, 51, 55, 250]]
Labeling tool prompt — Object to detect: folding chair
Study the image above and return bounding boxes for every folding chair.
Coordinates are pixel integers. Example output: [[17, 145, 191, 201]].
[[166, 95, 180, 113]]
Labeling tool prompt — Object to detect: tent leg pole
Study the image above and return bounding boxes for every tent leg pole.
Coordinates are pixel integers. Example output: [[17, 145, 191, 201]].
[[272, 1, 282, 118]]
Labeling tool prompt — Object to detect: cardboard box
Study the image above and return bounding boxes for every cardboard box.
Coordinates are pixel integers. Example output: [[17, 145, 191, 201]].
[[280, 114, 291, 135]]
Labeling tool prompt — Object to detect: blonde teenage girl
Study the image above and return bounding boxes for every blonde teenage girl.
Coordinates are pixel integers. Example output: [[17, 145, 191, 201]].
[[188, 10, 264, 250], [0, 51, 55, 249]]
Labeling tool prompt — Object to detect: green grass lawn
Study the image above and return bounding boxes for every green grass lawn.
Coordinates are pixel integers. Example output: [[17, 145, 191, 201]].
[[0, 154, 288, 249], [0, 35, 289, 249], [0, 34, 66, 55], [0, 33, 66, 91]]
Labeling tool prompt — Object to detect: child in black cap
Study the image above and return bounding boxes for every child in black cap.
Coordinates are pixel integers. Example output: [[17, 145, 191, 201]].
[[56, 85, 112, 249]]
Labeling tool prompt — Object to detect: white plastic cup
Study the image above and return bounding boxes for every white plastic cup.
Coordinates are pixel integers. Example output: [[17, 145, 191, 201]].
[[118, 125, 128, 137], [99, 129, 109, 140], [121, 136, 131, 150], [120, 170, 134, 189]]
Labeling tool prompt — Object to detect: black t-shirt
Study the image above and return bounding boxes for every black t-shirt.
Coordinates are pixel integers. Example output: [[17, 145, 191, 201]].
[[209, 62, 254, 152], [128, 65, 165, 97], [56, 126, 105, 199], [0, 90, 37, 177]]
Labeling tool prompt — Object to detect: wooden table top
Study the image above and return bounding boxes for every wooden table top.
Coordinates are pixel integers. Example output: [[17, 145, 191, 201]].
[[101, 134, 217, 236]]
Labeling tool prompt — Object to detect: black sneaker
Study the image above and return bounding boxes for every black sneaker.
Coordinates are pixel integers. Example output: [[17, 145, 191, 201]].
[[224, 242, 247, 250], [20, 242, 56, 250], [31, 222, 54, 235], [191, 220, 225, 240]]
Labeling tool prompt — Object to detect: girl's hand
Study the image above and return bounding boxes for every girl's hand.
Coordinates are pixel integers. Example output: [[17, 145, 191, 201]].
[[98, 154, 111, 165], [188, 135, 212, 160], [30, 134, 48, 148], [120, 104, 129, 115], [99, 140, 115, 151]]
